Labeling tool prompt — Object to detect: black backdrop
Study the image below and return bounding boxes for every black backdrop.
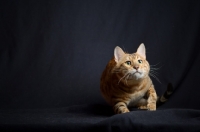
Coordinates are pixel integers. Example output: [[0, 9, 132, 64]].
[[0, 0, 200, 112], [1, 1, 200, 131]]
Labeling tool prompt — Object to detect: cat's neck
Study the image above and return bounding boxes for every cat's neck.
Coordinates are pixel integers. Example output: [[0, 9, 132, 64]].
[[124, 75, 151, 87]]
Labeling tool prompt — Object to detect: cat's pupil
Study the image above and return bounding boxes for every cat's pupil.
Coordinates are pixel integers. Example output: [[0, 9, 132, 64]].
[[138, 60, 142, 63], [126, 61, 131, 65]]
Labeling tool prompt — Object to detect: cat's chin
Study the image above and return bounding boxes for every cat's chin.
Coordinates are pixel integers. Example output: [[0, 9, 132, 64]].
[[133, 71, 142, 75], [129, 73, 144, 80]]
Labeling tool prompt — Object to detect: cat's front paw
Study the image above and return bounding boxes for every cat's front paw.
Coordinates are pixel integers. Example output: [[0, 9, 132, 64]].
[[147, 104, 156, 111], [118, 108, 130, 114], [114, 102, 130, 114]]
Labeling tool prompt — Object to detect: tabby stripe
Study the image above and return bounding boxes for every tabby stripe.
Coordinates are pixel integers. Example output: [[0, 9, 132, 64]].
[[161, 83, 173, 101], [114, 105, 125, 111], [114, 104, 125, 109], [116, 108, 121, 114], [159, 95, 167, 102], [157, 83, 173, 105], [114, 103, 126, 113]]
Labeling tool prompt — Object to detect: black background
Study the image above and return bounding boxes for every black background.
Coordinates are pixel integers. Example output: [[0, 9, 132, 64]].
[[0, 0, 200, 109], [0, 0, 200, 131]]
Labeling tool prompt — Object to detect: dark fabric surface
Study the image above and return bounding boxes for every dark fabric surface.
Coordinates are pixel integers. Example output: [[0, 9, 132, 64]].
[[0, 0, 200, 131], [0, 104, 200, 132]]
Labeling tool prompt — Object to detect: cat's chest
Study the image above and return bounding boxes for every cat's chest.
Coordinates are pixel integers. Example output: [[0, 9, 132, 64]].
[[127, 86, 148, 104]]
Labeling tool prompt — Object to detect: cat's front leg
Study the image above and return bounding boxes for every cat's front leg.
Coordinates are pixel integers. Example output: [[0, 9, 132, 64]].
[[113, 102, 129, 114], [147, 85, 157, 111]]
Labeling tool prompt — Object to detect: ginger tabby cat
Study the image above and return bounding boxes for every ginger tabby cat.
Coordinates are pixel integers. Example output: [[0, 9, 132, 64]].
[[100, 43, 172, 114]]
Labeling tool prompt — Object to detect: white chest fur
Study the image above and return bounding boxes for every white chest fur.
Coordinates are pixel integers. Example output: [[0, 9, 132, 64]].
[[127, 86, 148, 107]]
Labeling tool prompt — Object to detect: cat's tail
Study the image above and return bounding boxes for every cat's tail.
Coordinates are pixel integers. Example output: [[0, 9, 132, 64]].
[[157, 83, 173, 106]]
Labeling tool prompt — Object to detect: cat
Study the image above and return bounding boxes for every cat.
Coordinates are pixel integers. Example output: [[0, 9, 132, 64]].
[[100, 43, 173, 114]]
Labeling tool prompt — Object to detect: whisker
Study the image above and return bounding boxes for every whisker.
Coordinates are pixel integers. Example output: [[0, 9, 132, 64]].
[[125, 73, 130, 86], [150, 62, 161, 67], [149, 72, 157, 77], [118, 73, 129, 85], [149, 62, 162, 84], [149, 73, 161, 84], [150, 67, 161, 70], [151, 73, 159, 77], [150, 69, 159, 72], [150, 70, 159, 76]]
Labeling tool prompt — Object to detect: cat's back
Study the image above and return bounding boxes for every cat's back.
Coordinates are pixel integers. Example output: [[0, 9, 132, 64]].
[[100, 58, 117, 103], [100, 58, 116, 86], [101, 57, 116, 76]]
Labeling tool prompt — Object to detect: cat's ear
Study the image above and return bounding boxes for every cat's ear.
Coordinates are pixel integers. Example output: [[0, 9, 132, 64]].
[[114, 46, 125, 63], [136, 43, 146, 59]]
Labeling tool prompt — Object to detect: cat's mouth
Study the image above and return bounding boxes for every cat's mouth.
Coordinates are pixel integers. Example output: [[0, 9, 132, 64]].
[[128, 70, 144, 79], [133, 71, 141, 75]]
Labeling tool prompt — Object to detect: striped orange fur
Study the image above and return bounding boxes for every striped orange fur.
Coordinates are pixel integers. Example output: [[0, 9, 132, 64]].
[[100, 44, 158, 114]]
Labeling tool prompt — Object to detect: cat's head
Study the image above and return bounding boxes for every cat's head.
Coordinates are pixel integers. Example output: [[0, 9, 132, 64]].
[[113, 43, 150, 80]]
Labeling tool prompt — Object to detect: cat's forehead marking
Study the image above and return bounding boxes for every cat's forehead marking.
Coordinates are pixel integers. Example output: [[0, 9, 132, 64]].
[[134, 53, 145, 60], [125, 54, 140, 61], [130, 54, 140, 59], [125, 53, 144, 61], [127, 55, 133, 60]]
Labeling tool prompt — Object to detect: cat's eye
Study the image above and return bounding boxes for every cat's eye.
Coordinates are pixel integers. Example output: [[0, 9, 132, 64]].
[[125, 61, 131, 65], [138, 60, 143, 64]]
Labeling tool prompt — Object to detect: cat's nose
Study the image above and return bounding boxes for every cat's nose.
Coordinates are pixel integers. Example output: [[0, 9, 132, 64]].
[[133, 66, 139, 70]]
